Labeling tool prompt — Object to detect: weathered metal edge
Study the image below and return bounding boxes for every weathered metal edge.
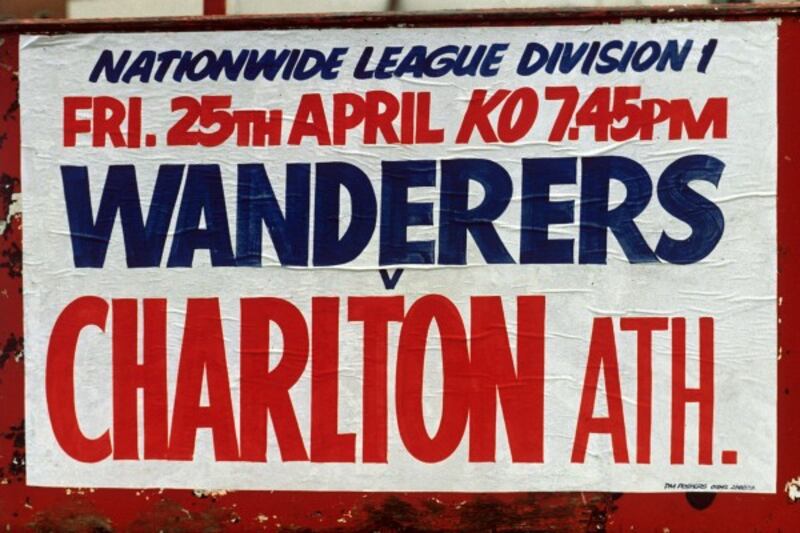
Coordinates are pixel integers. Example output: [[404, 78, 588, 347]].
[[0, 3, 796, 34]]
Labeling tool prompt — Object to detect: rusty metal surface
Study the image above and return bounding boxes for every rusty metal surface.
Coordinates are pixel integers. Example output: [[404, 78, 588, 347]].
[[1, 6, 799, 530], [0, 3, 795, 34]]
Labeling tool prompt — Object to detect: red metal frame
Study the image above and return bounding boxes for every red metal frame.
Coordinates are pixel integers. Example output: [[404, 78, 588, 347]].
[[203, 0, 226, 17], [0, 6, 797, 530]]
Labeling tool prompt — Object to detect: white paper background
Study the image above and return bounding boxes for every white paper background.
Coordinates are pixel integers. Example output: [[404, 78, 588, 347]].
[[21, 21, 777, 492]]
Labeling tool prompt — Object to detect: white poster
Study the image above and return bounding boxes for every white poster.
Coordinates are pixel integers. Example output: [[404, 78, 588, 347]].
[[20, 21, 777, 492]]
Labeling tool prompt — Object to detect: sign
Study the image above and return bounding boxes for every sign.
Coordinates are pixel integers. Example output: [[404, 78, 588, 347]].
[[20, 20, 777, 492]]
